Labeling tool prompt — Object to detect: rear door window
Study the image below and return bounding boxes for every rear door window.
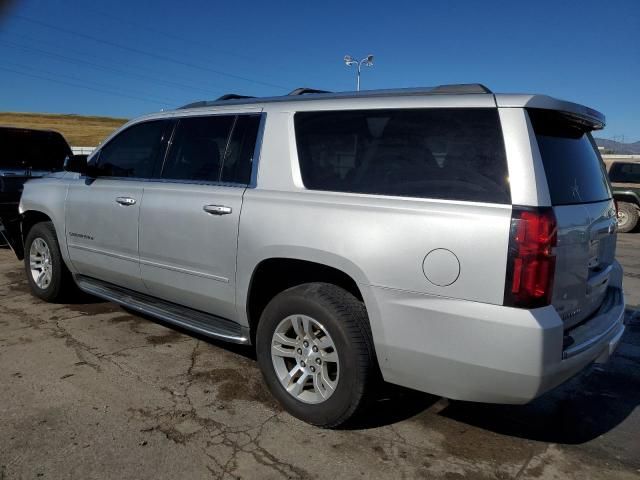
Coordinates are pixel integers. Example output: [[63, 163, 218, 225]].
[[161, 115, 234, 182], [220, 115, 262, 184], [528, 109, 611, 205], [609, 162, 640, 184], [294, 108, 510, 204]]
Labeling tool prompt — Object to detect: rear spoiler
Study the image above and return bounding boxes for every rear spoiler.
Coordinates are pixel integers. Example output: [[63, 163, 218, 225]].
[[495, 94, 606, 130], [0, 214, 24, 260]]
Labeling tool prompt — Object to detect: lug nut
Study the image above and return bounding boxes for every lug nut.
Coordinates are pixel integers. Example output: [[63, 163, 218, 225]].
[[312, 346, 318, 352], [315, 358, 321, 365], [300, 361, 306, 367], [297, 348, 302, 354], [303, 341, 309, 348], [310, 366, 316, 373]]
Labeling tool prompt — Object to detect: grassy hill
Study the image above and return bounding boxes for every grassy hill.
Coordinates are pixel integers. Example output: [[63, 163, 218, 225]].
[[0, 112, 128, 146]]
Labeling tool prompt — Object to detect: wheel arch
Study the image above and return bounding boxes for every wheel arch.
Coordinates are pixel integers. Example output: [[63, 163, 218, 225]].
[[245, 256, 367, 345], [613, 191, 640, 207]]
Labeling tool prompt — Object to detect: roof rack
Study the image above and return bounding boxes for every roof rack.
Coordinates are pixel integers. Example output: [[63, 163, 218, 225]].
[[288, 88, 332, 96], [179, 94, 255, 109], [430, 83, 491, 94], [217, 94, 256, 101], [176, 83, 494, 110]]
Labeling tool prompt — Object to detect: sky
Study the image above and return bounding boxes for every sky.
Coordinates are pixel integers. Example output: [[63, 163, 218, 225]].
[[0, 0, 638, 142]]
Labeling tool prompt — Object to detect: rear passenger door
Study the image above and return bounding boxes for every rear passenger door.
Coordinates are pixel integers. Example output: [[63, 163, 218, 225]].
[[139, 113, 262, 321]]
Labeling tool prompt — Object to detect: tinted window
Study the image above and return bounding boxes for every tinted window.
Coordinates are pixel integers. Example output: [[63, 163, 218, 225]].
[[294, 109, 510, 203], [162, 116, 234, 182], [0, 128, 70, 171], [221, 115, 261, 184], [529, 109, 611, 205], [609, 162, 640, 184], [97, 121, 167, 178]]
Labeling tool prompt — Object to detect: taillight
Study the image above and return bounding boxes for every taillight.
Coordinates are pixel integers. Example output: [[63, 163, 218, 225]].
[[504, 207, 557, 309]]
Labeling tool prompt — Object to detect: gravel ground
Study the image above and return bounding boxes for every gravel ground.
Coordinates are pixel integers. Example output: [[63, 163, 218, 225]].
[[0, 235, 639, 480]]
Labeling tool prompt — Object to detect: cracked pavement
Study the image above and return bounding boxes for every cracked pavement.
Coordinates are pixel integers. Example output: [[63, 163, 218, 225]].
[[1, 235, 640, 480]]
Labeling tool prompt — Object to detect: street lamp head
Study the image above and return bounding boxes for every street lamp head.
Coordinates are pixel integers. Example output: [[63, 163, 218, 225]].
[[365, 54, 374, 66], [344, 55, 354, 66]]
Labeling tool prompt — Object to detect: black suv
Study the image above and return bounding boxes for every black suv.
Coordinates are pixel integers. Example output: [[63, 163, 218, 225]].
[[0, 126, 72, 240], [606, 159, 640, 232]]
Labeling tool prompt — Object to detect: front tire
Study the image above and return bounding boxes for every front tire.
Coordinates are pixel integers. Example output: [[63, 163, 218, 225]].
[[256, 283, 376, 428], [617, 202, 639, 233], [24, 221, 74, 302]]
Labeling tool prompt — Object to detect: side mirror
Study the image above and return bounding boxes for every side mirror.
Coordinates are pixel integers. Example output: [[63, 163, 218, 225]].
[[63, 154, 88, 174]]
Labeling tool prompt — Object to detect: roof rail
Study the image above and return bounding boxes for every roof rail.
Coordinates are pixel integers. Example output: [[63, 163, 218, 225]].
[[288, 88, 332, 96], [430, 83, 492, 94], [178, 94, 255, 109], [217, 94, 255, 101]]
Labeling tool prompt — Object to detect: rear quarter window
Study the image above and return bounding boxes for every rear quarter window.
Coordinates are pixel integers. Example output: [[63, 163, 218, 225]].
[[529, 109, 611, 205], [294, 108, 510, 204]]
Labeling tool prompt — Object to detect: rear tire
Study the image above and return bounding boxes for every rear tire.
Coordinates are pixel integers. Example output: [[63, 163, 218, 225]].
[[256, 282, 376, 428], [617, 202, 638, 233], [24, 221, 75, 302]]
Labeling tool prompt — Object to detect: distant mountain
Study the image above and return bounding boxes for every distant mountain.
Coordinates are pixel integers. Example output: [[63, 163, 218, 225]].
[[595, 138, 640, 155]]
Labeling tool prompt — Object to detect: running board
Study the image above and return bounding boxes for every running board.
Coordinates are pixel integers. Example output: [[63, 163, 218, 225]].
[[74, 275, 250, 344]]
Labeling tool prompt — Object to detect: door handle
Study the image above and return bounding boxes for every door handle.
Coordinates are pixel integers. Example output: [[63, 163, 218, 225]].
[[115, 196, 136, 206], [203, 204, 232, 215]]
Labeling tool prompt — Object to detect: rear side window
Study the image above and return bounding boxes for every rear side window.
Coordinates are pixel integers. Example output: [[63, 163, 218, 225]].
[[609, 162, 640, 184], [161, 116, 234, 182], [97, 120, 168, 178], [529, 109, 611, 205], [294, 108, 510, 204]]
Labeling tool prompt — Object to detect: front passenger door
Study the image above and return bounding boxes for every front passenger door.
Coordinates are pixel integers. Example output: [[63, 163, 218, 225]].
[[66, 120, 172, 292]]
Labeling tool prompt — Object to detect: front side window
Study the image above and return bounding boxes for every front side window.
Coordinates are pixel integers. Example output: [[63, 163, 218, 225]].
[[294, 108, 510, 204], [96, 120, 168, 178], [609, 162, 640, 184], [161, 116, 234, 182]]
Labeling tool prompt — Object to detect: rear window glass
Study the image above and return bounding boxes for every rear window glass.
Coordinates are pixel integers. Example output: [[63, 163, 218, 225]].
[[529, 109, 611, 205], [609, 162, 640, 184], [294, 108, 510, 204], [0, 128, 71, 171]]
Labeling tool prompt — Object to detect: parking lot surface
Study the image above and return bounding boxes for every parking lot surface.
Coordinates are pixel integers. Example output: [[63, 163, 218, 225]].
[[1, 236, 639, 480]]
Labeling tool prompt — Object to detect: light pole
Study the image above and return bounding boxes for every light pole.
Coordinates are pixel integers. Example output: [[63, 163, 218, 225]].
[[344, 54, 374, 91]]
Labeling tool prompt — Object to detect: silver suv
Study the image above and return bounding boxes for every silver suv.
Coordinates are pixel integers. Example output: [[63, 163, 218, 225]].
[[5, 84, 626, 427]]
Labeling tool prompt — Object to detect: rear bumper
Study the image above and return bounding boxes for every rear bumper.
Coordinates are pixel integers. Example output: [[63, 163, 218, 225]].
[[363, 263, 626, 404]]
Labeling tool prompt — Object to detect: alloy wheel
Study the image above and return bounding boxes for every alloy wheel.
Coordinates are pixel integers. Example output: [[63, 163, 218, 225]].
[[270, 314, 339, 404]]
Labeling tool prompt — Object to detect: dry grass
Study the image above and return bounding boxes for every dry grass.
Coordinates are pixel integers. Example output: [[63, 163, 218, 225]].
[[0, 112, 128, 146]]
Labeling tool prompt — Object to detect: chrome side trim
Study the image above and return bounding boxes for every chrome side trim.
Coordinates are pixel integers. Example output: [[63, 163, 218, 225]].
[[139, 257, 229, 283], [68, 243, 138, 263], [75, 275, 249, 344]]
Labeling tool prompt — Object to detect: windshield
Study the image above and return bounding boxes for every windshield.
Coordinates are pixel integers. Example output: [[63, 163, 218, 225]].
[[0, 128, 71, 171], [529, 109, 611, 205]]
